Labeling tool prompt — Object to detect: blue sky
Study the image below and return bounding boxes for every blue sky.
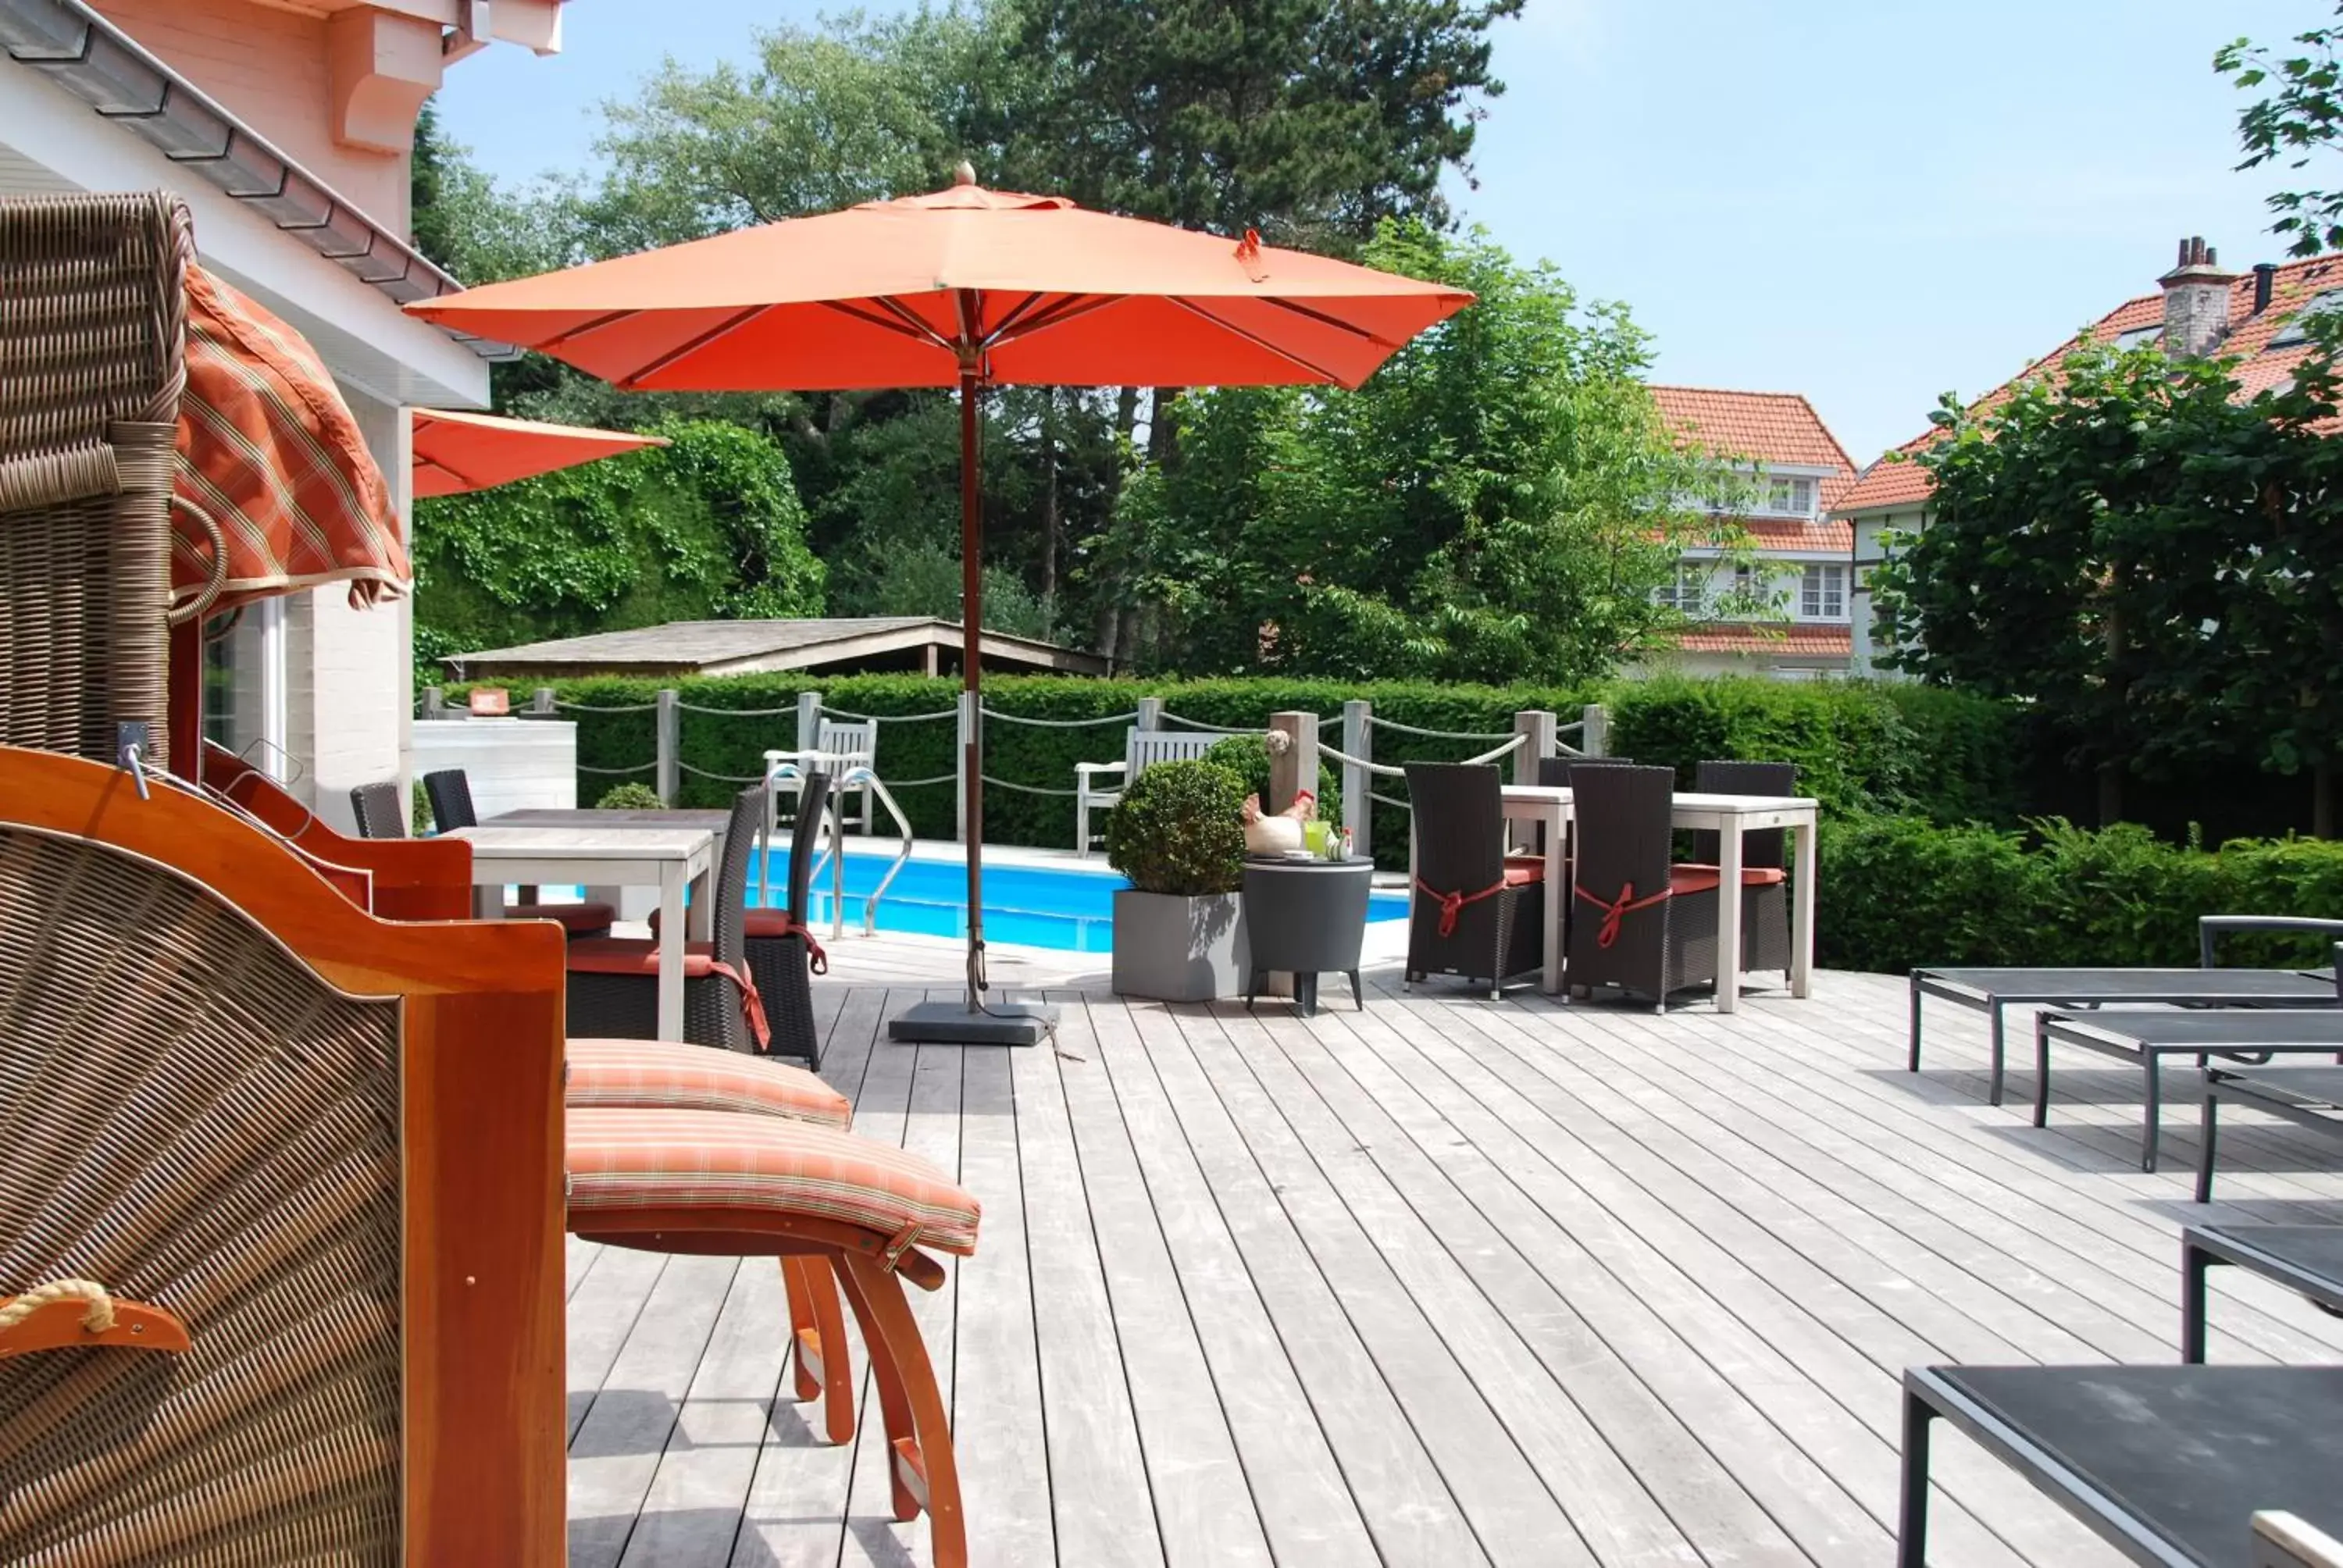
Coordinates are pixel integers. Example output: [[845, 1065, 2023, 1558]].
[[437, 0, 2327, 465]]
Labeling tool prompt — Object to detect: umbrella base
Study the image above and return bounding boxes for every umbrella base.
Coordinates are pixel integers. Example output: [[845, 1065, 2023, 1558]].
[[886, 998, 1057, 1048]]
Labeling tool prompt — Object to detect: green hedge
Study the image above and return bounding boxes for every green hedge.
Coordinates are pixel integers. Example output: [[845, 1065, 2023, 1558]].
[[435, 673, 2022, 862], [1818, 815, 2343, 973]]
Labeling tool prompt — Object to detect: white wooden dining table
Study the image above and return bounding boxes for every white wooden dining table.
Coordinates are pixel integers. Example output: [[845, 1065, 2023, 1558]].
[[448, 825, 715, 1040], [1496, 784, 1819, 1010]]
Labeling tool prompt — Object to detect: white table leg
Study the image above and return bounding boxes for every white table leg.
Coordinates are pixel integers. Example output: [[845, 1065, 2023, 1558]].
[[1542, 804, 1564, 993], [1716, 819, 1745, 1014], [1791, 814, 1817, 999], [685, 857, 714, 943], [657, 861, 687, 1040], [472, 884, 503, 921]]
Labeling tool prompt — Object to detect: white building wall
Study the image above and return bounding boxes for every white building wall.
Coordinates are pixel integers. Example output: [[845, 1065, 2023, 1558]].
[[1847, 504, 1925, 675]]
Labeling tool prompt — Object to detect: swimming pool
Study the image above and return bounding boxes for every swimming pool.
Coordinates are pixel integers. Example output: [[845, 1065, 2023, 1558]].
[[752, 850, 1408, 953]]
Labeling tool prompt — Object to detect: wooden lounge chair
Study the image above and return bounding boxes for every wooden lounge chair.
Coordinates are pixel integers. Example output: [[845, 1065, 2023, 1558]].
[[1404, 761, 1545, 998], [1075, 727, 1223, 856], [423, 767, 614, 936], [1908, 916, 2343, 1108]]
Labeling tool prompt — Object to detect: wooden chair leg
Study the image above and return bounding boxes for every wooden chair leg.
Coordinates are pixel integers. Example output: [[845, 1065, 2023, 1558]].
[[835, 1250, 965, 1568], [780, 1257, 822, 1402], [804, 1258, 856, 1445], [833, 1253, 921, 1523]]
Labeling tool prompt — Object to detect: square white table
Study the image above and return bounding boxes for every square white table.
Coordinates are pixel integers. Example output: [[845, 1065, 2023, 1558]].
[[448, 825, 715, 1040], [1496, 785, 1819, 1010]]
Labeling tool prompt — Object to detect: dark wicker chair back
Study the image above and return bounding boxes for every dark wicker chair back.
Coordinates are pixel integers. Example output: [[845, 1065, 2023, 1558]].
[[1692, 759, 1795, 868], [349, 780, 406, 839], [1566, 764, 1714, 1005], [421, 769, 478, 832], [0, 193, 197, 770], [1408, 761, 1507, 895], [711, 782, 767, 971], [1403, 762, 1544, 994], [789, 771, 833, 924]]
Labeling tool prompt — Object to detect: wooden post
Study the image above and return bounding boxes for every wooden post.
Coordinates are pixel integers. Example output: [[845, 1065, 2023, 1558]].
[[1513, 710, 1556, 786], [654, 689, 680, 806], [1268, 711, 1317, 816], [796, 690, 822, 757], [1136, 695, 1163, 732], [422, 687, 444, 721], [529, 686, 555, 716], [1581, 703, 1608, 758], [1342, 697, 1371, 861]]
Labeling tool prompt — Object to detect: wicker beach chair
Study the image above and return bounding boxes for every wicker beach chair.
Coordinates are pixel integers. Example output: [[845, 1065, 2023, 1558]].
[[567, 782, 766, 1049], [1404, 761, 1546, 998], [0, 192, 215, 773], [1691, 759, 1796, 978], [1565, 763, 1728, 1010]]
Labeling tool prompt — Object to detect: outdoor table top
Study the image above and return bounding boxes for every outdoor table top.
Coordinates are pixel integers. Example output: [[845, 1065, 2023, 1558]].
[[2206, 1065, 2343, 1110], [1496, 784, 1820, 814], [1914, 1364, 2343, 1566], [2183, 1224, 2343, 1303], [2044, 1010, 2343, 1046], [445, 825, 713, 864], [1920, 967, 2338, 1000]]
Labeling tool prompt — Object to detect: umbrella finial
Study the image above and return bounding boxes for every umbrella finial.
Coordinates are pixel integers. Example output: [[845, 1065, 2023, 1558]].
[[953, 159, 977, 187]]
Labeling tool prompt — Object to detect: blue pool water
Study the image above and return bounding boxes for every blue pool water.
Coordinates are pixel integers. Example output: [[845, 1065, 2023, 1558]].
[[751, 850, 1408, 953]]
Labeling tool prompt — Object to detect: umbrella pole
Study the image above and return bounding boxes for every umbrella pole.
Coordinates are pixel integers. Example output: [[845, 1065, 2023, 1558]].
[[887, 365, 1055, 1048]]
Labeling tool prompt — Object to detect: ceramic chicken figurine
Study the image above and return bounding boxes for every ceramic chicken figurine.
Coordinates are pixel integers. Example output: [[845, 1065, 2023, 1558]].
[[1241, 789, 1316, 854]]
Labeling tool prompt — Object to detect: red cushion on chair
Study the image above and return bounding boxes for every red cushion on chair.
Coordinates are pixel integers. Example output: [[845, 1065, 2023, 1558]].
[[745, 908, 822, 939], [1502, 854, 1546, 886], [1670, 864, 1788, 893], [511, 900, 615, 935], [565, 936, 724, 978]]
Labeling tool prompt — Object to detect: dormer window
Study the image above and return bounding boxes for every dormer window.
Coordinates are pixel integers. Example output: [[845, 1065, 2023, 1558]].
[[2271, 290, 2343, 347], [1767, 476, 1815, 517], [2113, 324, 2163, 351]]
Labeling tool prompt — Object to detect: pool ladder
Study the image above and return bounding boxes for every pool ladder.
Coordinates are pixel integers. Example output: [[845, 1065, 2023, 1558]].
[[760, 752, 915, 939]]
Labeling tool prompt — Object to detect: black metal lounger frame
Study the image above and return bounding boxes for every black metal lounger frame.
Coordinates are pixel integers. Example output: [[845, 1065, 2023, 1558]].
[[2195, 1065, 2343, 1204], [2180, 1223, 2343, 1363]]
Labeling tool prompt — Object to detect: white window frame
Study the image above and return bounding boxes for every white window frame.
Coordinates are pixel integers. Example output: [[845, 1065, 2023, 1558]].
[[1767, 476, 1816, 517], [1799, 563, 1847, 621]]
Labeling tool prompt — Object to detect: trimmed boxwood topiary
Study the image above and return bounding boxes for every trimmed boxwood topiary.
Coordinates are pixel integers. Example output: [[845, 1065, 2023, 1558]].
[[594, 781, 665, 810], [1104, 760, 1246, 896]]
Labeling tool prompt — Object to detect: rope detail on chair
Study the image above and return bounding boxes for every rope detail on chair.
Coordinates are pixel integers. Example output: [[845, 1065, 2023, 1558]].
[[0, 1280, 116, 1335], [1414, 876, 1507, 937], [1575, 882, 1673, 949]]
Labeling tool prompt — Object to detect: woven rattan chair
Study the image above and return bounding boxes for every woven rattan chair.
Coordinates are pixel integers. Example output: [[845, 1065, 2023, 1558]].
[[1566, 764, 1729, 1011], [349, 779, 406, 839], [1404, 762, 1545, 999], [747, 770, 833, 1064], [1691, 758, 1795, 978], [425, 767, 613, 935], [568, 782, 766, 1049], [421, 767, 478, 831], [0, 193, 220, 772]]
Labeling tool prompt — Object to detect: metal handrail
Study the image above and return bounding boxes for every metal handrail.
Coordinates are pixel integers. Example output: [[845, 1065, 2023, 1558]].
[[761, 751, 916, 939]]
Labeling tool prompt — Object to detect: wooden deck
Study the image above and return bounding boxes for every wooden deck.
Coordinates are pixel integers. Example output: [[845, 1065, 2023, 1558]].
[[564, 962, 2343, 1567]]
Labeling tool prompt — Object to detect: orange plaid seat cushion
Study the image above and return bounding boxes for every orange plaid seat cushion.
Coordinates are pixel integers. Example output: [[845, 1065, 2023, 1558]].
[[566, 1108, 980, 1256], [565, 1039, 850, 1127]]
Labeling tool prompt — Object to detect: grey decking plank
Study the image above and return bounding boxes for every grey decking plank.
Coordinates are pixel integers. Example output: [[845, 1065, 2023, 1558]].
[[949, 1042, 1061, 1566], [838, 1019, 964, 1568], [728, 985, 897, 1568], [569, 1254, 742, 1568], [1079, 995, 1377, 1566], [1273, 998, 1810, 1568], [1208, 999, 1699, 1568], [570, 1235, 602, 1299], [619, 1259, 792, 1568], [569, 1246, 671, 1444], [1120, 997, 1490, 1568]]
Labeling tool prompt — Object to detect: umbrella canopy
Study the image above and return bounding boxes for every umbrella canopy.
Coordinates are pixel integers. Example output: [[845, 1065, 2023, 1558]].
[[412, 408, 668, 499], [406, 168, 1472, 1033]]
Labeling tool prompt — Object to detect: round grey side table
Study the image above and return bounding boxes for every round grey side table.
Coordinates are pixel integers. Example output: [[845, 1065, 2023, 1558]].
[[1240, 857, 1375, 1015]]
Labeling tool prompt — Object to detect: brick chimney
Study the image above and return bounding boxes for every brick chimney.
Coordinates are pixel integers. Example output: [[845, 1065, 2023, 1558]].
[[2159, 237, 2238, 357]]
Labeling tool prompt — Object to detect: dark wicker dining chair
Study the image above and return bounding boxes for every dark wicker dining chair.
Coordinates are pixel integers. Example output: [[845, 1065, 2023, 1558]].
[[426, 766, 612, 936], [420, 768, 477, 830], [747, 770, 834, 1064], [1691, 758, 1796, 978], [349, 779, 407, 839], [1565, 763, 1724, 1012], [1404, 761, 1545, 999], [566, 782, 767, 1049]]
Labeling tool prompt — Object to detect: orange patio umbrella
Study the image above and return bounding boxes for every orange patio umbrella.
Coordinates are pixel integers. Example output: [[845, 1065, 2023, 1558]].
[[412, 408, 668, 499], [405, 164, 1472, 1044]]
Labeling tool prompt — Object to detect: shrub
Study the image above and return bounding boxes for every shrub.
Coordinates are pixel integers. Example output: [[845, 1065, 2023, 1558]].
[[594, 781, 665, 810], [1202, 734, 1341, 822], [1104, 760, 1246, 896]]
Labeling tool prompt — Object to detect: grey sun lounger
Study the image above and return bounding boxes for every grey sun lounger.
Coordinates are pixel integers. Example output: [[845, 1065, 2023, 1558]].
[[2181, 1224, 2343, 1363], [1908, 917, 2343, 1108], [2032, 1010, 2343, 1172], [1899, 1363, 2343, 1566], [2196, 1066, 2343, 1204]]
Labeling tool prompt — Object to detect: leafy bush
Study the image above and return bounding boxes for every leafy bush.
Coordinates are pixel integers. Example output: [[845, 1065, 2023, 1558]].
[[594, 782, 665, 809], [1819, 814, 2343, 972], [1104, 760, 1246, 896]]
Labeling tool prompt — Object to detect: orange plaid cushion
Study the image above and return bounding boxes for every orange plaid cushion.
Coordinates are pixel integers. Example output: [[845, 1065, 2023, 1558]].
[[565, 1109, 980, 1256], [565, 1039, 849, 1127]]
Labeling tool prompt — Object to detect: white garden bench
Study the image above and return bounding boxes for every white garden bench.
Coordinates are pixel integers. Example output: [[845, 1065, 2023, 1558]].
[[1075, 729, 1225, 857]]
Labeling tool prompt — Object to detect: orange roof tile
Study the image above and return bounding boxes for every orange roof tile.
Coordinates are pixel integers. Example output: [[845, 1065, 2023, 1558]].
[[1674, 623, 1853, 657], [1650, 386, 1856, 475], [1832, 253, 2343, 516]]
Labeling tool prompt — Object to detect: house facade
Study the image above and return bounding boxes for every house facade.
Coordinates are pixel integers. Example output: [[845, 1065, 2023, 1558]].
[[1837, 235, 2341, 674], [0, 0, 571, 826], [1646, 385, 1858, 679]]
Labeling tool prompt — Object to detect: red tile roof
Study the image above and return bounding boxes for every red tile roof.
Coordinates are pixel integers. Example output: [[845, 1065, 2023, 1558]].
[[1833, 253, 2343, 515], [1651, 386, 1856, 473], [1742, 518, 1854, 551], [1675, 623, 1853, 657]]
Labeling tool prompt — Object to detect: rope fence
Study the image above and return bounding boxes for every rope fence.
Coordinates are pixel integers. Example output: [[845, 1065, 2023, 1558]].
[[1364, 715, 1514, 743], [1319, 731, 1523, 779], [981, 707, 1140, 729], [1155, 713, 1260, 735], [825, 705, 958, 724], [576, 760, 658, 776], [980, 775, 1082, 796], [675, 700, 796, 718], [555, 699, 658, 715]]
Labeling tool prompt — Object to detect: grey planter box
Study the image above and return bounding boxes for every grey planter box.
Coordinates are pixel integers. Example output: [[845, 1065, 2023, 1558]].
[[1111, 889, 1249, 1003]]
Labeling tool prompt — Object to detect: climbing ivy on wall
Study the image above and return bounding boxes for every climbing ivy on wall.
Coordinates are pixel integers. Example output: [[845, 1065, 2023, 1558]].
[[411, 417, 826, 657]]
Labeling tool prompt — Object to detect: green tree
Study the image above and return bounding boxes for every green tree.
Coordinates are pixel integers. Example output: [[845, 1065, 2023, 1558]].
[[2219, 6, 2343, 257], [412, 419, 826, 660], [1113, 221, 1708, 683], [1871, 337, 2343, 829]]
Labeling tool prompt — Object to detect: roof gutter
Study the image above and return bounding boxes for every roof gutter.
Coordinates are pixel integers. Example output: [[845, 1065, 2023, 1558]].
[[0, 0, 514, 360]]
